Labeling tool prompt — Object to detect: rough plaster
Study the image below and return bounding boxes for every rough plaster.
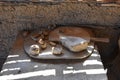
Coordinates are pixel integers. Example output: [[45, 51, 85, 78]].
[[0, 2, 120, 63]]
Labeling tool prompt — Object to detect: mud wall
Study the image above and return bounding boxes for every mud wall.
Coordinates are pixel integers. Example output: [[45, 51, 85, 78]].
[[0, 2, 120, 61]]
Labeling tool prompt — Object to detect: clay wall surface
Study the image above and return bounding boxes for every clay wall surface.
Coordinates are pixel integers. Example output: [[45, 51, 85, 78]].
[[0, 2, 120, 62]]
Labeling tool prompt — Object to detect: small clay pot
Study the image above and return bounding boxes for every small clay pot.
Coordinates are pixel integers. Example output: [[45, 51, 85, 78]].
[[52, 45, 63, 55], [29, 44, 40, 56]]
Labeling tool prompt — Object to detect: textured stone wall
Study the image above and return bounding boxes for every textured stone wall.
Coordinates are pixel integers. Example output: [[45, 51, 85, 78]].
[[0, 2, 120, 60]]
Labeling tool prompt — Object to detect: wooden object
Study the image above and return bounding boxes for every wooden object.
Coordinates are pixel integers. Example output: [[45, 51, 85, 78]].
[[49, 26, 109, 43]]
